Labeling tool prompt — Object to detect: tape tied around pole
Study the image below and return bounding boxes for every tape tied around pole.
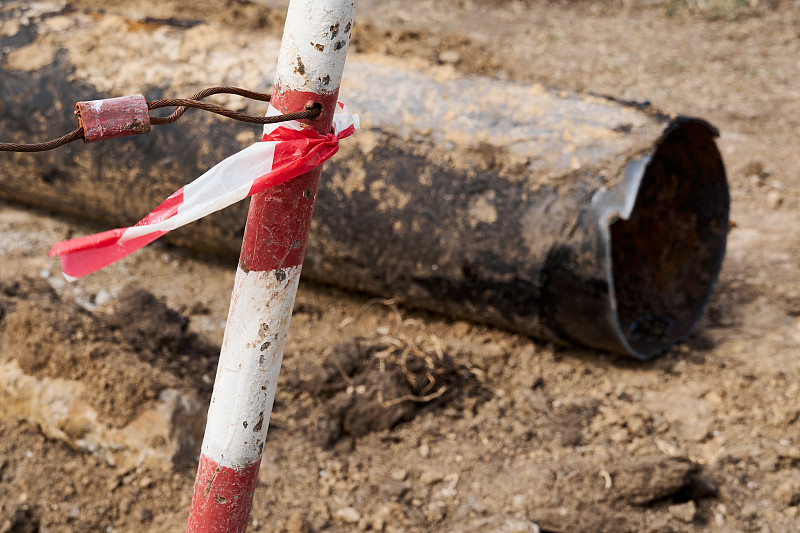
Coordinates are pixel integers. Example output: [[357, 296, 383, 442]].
[[48, 102, 359, 280]]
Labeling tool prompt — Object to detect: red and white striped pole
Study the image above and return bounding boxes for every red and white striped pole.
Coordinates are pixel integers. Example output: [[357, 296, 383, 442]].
[[186, 1, 357, 531]]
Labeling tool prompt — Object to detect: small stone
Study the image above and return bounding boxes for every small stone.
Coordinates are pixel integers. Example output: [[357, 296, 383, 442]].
[[672, 359, 689, 375], [309, 502, 330, 531], [419, 443, 430, 458], [438, 50, 461, 64], [767, 190, 783, 209], [511, 494, 527, 512], [627, 415, 649, 437], [390, 468, 408, 481], [452, 514, 540, 533], [286, 512, 310, 533], [420, 470, 444, 485], [335, 507, 361, 524], [608, 420, 631, 439], [668, 500, 696, 523], [371, 504, 392, 532], [774, 478, 800, 506], [378, 479, 410, 501], [451, 321, 471, 337], [94, 289, 112, 306], [480, 342, 506, 359], [426, 500, 447, 522], [118, 498, 132, 514]]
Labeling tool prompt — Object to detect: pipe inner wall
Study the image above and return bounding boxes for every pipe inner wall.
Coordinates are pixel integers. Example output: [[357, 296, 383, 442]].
[[608, 119, 729, 358]]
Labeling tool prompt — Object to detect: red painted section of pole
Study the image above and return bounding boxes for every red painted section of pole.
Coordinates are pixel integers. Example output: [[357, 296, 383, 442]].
[[186, 1, 357, 531], [240, 91, 340, 272], [240, 167, 321, 272], [186, 458, 260, 533], [271, 90, 341, 135]]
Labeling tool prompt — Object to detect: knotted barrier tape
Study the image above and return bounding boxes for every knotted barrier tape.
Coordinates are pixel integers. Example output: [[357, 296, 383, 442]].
[[48, 102, 359, 280]]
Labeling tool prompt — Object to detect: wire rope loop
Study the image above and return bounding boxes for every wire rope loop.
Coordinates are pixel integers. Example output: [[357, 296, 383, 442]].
[[0, 86, 322, 152]]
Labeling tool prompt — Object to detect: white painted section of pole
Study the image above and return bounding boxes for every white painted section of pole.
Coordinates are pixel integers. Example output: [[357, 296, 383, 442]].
[[201, 265, 301, 468], [275, 0, 357, 93]]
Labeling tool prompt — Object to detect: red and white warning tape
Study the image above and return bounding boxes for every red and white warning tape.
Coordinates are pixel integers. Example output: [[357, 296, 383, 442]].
[[47, 103, 358, 280]]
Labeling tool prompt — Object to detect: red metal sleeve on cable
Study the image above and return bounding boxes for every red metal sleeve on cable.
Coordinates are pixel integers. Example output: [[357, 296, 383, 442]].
[[76, 94, 151, 143]]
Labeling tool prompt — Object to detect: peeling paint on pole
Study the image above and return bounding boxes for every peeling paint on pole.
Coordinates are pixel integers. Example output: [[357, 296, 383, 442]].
[[275, 0, 356, 94], [201, 267, 301, 468], [186, 1, 357, 531]]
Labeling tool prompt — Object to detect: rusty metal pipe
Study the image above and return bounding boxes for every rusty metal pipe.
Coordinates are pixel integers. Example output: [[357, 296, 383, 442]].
[[0, 3, 729, 358], [307, 115, 728, 359]]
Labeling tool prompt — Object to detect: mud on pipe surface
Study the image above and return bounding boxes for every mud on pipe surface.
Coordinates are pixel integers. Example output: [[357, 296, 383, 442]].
[[0, 1, 729, 358], [310, 116, 729, 359]]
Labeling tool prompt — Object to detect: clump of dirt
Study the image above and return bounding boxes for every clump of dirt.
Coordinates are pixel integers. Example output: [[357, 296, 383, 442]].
[[0, 504, 39, 533], [306, 336, 492, 448], [73, 0, 289, 32], [351, 21, 502, 77], [0, 280, 218, 428]]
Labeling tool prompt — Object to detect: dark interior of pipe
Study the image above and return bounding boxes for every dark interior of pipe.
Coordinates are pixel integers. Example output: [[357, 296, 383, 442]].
[[609, 119, 729, 357]]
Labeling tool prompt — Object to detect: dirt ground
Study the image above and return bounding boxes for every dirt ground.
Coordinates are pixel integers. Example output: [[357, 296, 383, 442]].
[[2, 1, 800, 532]]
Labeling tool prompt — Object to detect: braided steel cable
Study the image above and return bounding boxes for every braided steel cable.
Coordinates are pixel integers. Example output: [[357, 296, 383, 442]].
[[0, 87, 322, 152]]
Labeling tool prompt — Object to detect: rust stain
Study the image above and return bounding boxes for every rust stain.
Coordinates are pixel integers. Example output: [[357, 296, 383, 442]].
[[204, 466, 221, 498], [124, 19, 162, 32], [124, 117, 147, 132], [294, 56, 305, 76], [214, 495, 227, 504], [330, 23, 340, 38], [253, 411, 264, 432], [312, 42, 325, 52]]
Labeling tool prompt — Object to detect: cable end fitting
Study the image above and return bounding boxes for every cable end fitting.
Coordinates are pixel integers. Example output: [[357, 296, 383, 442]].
[[76, 95, 151, 143]]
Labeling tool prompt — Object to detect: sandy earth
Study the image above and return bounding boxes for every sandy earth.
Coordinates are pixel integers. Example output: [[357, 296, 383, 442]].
[[1, 1, 800, 532]]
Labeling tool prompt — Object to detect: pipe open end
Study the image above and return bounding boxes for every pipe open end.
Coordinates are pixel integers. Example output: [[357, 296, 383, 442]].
[[609, 118, 729, 358]]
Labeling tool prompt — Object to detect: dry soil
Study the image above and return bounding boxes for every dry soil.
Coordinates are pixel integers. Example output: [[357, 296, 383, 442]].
[[1, 1, 799, 532]]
